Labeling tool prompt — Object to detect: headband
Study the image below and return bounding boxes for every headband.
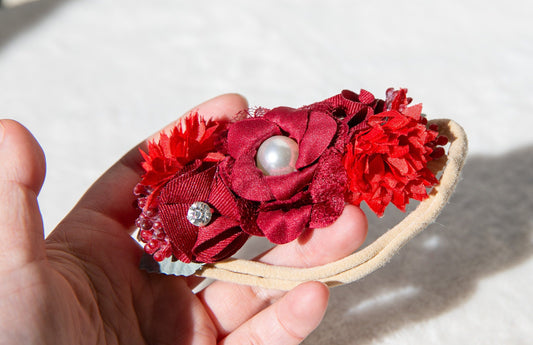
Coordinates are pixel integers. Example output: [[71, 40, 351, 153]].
[[135, 88, 468, 290]]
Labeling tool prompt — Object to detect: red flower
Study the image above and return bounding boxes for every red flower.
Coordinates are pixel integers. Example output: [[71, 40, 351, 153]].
[[220, 106, 348, 244], [343, 89, 447, 216]]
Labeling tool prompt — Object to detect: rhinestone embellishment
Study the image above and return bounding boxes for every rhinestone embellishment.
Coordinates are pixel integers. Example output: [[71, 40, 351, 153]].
[[187, 201, 212, 227]]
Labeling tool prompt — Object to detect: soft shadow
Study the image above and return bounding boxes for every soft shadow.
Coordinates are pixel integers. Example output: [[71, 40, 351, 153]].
[[306, 145, 533, 344], [0, 0, 70, 51]]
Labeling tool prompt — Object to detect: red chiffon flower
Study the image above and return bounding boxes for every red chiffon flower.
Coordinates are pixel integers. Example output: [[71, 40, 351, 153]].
[[343, 89, 447, 216], [220, 106, 348, 244], [139, 112, 227, 208]]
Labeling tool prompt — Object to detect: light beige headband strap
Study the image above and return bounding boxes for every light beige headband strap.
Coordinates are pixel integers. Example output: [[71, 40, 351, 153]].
[[196, 119, 468, 290]]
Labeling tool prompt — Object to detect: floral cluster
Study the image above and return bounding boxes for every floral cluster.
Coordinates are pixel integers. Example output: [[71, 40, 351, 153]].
[[134, 88, 448, 263]]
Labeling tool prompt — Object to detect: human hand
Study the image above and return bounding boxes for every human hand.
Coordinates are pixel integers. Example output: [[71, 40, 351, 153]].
[[0, 94, 367, 344]]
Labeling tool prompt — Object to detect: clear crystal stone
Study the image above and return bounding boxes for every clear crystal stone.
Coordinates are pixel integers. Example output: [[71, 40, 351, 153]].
[[187, 202, 212, 227]]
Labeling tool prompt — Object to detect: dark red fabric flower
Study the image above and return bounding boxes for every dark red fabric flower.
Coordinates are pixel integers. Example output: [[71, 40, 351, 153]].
[[156, 160, 248, 263], [316, 89, 384, 135], [343, 89, 447, 216], [220, 106, 348, 244]]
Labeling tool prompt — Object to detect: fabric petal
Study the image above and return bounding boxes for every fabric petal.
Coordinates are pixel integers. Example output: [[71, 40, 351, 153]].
[[308, 149, 347, 228], [158, 203, 198, 260], [263, 164, 316, 200], [358, 89, 376, 104], [309, 197, 345, 228], [264, 107, 309, 143], [237, 198, 263, 236], [159, 162, 215, 204], [296, 110, 337, 169], [227, 118, 280, 159], [208, 172, 240, 220], [319, 90, 372, 130], [403, 103, 422, 119], [230, 152, 274, 201], [192, 217, 248, 263], [322, 90, 365, 117], [257, 205, 312, 244], [259, 190, 312, 211], [309, 150, 346, 202]]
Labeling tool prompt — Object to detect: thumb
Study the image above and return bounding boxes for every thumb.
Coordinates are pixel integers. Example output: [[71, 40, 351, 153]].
[[221, 282, 329, 345], [0, 120, 46, 271]]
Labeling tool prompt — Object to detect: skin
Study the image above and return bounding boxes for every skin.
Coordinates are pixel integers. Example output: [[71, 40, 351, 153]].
[[0, 94, 367, 345]]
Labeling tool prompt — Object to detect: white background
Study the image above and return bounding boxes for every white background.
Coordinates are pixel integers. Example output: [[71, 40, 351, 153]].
[[1, 0, 532, 343]]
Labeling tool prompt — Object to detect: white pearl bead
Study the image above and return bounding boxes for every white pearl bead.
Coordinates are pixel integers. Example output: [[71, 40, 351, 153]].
[[256, 135, 299, 176]]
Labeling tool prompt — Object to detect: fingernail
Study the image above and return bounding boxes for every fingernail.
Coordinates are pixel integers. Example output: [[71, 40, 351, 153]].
[[0, 120, 5, 144]]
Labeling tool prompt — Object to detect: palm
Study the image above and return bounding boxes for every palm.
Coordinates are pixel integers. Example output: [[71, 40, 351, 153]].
[[0, 94, 367, 344], [45, 214, 215, 344]]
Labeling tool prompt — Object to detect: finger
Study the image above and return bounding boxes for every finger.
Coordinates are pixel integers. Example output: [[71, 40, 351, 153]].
[[258, 204, 368, 268], [221, 282, 329, 345], [199, 204, 367, 336], [53, 93, 248, 232], [0, 120, 47, 271]]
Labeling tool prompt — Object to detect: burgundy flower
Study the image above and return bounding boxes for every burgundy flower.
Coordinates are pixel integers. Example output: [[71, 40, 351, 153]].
[[317, 89, 385, 135], [220, 106, 348, 244], [156, 160, 248, 263]]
